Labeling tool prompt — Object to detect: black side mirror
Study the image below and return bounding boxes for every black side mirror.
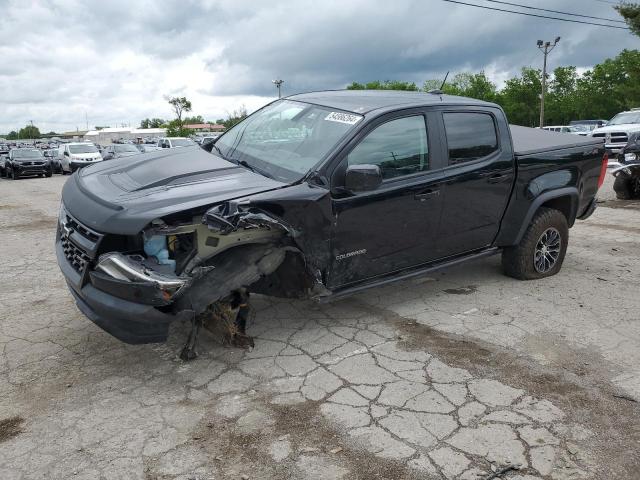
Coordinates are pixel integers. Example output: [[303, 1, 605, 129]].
[[63, 151, 69, 156], [345, 164, 382, 192]]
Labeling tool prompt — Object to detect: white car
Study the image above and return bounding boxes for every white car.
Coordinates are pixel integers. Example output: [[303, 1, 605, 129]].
[[157, 137, 195, 149], [542, 125, 573, 133], [58, 142, 103, 174], [590, 109, 640, 157]]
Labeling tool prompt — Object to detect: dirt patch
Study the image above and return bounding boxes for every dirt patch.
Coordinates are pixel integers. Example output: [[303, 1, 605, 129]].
[[443, 285, 477, 295], [599, 199, 640, 210], [166, 395, 425, 480], [0, 416, 24, 443], [584, 222, 640, 235], [351, 300, 640, 480], [4, 217, 57, 232], [0, 204, 18, 210]]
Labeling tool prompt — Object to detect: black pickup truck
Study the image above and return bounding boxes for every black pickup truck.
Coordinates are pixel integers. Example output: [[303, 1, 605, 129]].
[[56, 91, 607, 357]]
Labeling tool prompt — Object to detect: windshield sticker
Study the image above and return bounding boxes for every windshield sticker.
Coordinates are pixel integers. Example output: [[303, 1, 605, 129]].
[[324, 112, 362, 125]]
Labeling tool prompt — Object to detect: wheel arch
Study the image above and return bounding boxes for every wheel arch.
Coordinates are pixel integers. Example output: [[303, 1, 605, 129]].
[[513, 187, 579, 245]]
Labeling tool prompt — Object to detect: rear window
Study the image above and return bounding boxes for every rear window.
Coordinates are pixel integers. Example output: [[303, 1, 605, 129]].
[[69, 144, 98, 154], [443, 113, 499, 165]]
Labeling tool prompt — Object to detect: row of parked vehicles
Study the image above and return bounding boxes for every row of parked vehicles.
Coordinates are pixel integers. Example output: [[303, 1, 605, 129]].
[[0, 137, 198, 179]]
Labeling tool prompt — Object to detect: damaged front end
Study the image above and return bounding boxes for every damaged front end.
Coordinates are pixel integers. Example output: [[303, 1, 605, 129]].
[[58, 197, 318, 348]]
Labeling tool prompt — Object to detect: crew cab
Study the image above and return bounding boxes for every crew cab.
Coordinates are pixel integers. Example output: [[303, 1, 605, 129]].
[[1, 148, 52, 179], [591, 109, 640, 158], [56, 91, 606, 350]]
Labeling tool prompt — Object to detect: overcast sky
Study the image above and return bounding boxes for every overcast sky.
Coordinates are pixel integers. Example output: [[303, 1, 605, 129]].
[[0, 0, 636, 133]]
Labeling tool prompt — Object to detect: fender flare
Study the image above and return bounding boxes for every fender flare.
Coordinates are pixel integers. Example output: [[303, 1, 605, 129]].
[[513, 187, 579, 245]]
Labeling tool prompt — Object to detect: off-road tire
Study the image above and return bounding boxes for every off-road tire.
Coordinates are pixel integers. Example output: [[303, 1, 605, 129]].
[[45, 167, 53, 178], [11, 168, 19, 180], [613, 172, 633, 200], [502, 207, 569, 280]]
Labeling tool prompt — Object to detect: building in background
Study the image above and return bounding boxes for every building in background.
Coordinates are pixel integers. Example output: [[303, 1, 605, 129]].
[[183, 123, 225, 133], [84, 127, 166, 144]]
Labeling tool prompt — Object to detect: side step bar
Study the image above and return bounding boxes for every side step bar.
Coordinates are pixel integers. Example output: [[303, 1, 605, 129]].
[[317, 247, 501, 303]]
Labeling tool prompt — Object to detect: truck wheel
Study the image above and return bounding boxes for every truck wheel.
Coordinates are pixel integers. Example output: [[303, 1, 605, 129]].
[[11, 168, 19, 180], [502, 207, 568, 280], [45, 167, 53, 178], [613, 172, 633, 200]]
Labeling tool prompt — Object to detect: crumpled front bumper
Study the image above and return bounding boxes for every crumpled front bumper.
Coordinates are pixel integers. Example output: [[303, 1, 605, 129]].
[[55, 207, 185, 344]]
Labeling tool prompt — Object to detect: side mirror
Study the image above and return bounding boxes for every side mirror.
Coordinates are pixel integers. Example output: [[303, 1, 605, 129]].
[[345, 164, 382, 192], [103, 153, 113, 160], [63, 151, 69, 156]]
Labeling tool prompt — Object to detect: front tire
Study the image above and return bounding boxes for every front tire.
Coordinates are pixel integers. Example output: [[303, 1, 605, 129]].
[[502, 207, 569, 280], [11, 167, 20, 180]]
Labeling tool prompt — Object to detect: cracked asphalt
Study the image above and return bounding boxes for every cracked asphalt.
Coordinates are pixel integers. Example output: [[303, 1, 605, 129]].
[[1, 174, 639, 480]]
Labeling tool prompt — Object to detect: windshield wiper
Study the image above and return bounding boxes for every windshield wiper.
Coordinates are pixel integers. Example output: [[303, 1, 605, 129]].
[[210, 142, 227, 159]]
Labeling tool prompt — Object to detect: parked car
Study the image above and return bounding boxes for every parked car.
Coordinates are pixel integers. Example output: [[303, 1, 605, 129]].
[[542, 125, 572, 133], [611, 131, 640, 199], [58, 142, 103, 174], [591, 109, 640, 156], [136, 144, 162, 153], [102, 144, 142, 160], [43, 149, 63, 173], [56, 91, 606, 359], [157, 137, 195, 149], [570, 119, 608, 131], [1, 148, 52, 179]]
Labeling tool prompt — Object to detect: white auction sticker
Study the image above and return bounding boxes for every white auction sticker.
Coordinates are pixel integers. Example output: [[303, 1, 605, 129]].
[[324, 112, 362, 125]]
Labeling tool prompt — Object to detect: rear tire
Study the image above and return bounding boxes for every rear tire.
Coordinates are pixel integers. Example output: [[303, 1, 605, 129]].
[[502, 207, 569, 280]]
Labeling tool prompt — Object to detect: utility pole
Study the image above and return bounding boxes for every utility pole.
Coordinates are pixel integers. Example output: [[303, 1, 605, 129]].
[[537, 37, 560, 128], [272, 79, 284, 98]]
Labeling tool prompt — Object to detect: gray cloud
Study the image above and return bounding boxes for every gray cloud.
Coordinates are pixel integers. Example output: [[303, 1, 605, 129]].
[[0, 0, 637, 132]]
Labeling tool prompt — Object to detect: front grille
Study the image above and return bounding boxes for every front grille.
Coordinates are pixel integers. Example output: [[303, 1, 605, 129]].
[[20, 161, 46, 166], [61, 235, 91, 273], [609, 132, 628, 144], [60, 212, 103, 274], [592, 133, 605, 138]]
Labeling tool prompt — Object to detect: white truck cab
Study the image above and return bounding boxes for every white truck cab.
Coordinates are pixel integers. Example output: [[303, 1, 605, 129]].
[[157, 137, 195, 149], [58, 142, 103, 174], [591, 109, 640, 159]]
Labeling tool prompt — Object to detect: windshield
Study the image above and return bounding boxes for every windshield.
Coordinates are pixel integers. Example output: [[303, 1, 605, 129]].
[[115, 145, 140, 153], [69, 144, 98, 154], [609, 112, 640, 126], [171, 139, 194, 147], [215, 100, 363, 182], [13, 149, 42, 159]]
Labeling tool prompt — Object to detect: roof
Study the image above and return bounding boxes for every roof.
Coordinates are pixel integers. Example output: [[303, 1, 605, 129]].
[[287, 90, 496, 114]]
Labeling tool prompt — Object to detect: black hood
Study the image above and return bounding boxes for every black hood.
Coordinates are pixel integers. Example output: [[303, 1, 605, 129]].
[[62, 146, 287, 234]]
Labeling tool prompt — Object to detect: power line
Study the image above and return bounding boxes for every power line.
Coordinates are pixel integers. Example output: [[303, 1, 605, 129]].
[[441, 0, 630, 29], [484, 0, 627, 24]]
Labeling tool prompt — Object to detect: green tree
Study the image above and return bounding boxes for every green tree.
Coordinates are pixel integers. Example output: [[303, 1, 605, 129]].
[[167, 96, 192, 127], [6, 131, 18, 140], [94, 126, 110, 130], [183, 115, 204, 125], [165, 119, 192, 137], [18, 125, 41, 139], [140, 118, 166, 129], [222, 106, 248, 129], [347, 80, 419, 91], [616, 2, 640, 36], [497, 68, 542, 127]]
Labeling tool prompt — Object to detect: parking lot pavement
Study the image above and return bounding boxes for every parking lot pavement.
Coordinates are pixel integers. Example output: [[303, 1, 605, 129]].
[[0, 175, 639, 480]]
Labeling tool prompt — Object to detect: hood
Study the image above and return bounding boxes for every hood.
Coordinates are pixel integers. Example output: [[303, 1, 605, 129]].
[[62, 146, 287, 235], [592, 124, 640, 134]]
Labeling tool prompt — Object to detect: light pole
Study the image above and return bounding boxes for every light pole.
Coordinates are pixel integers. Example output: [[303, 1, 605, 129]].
[[272, 79, 284, 98], [537, 37, 560, 128]]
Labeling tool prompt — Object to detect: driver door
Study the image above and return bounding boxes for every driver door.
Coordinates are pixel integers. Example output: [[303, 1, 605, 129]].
[[327, 111, 445, 288]]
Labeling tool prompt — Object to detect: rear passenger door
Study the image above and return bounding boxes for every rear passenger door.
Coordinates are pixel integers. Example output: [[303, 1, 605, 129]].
[[435, 108, 515, 258]]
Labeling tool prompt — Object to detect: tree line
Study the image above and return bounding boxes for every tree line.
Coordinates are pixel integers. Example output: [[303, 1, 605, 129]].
[[348, 49, 640, 126]]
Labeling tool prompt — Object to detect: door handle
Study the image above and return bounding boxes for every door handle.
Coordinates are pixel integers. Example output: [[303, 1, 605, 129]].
[[414, 189, 440, 201], [487, 173, 510, 183]]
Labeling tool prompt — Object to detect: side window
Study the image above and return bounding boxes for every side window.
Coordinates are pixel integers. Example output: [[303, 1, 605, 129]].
[[347, 116, 429, 180], [443, 112, 498, 165]]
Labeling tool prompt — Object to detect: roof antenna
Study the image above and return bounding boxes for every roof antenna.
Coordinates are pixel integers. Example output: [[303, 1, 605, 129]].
[[428, 71, 449, 95]]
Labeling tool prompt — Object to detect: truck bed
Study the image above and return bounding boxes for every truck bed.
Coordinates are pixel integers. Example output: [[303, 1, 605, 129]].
[[510, 125, 604, 156]]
